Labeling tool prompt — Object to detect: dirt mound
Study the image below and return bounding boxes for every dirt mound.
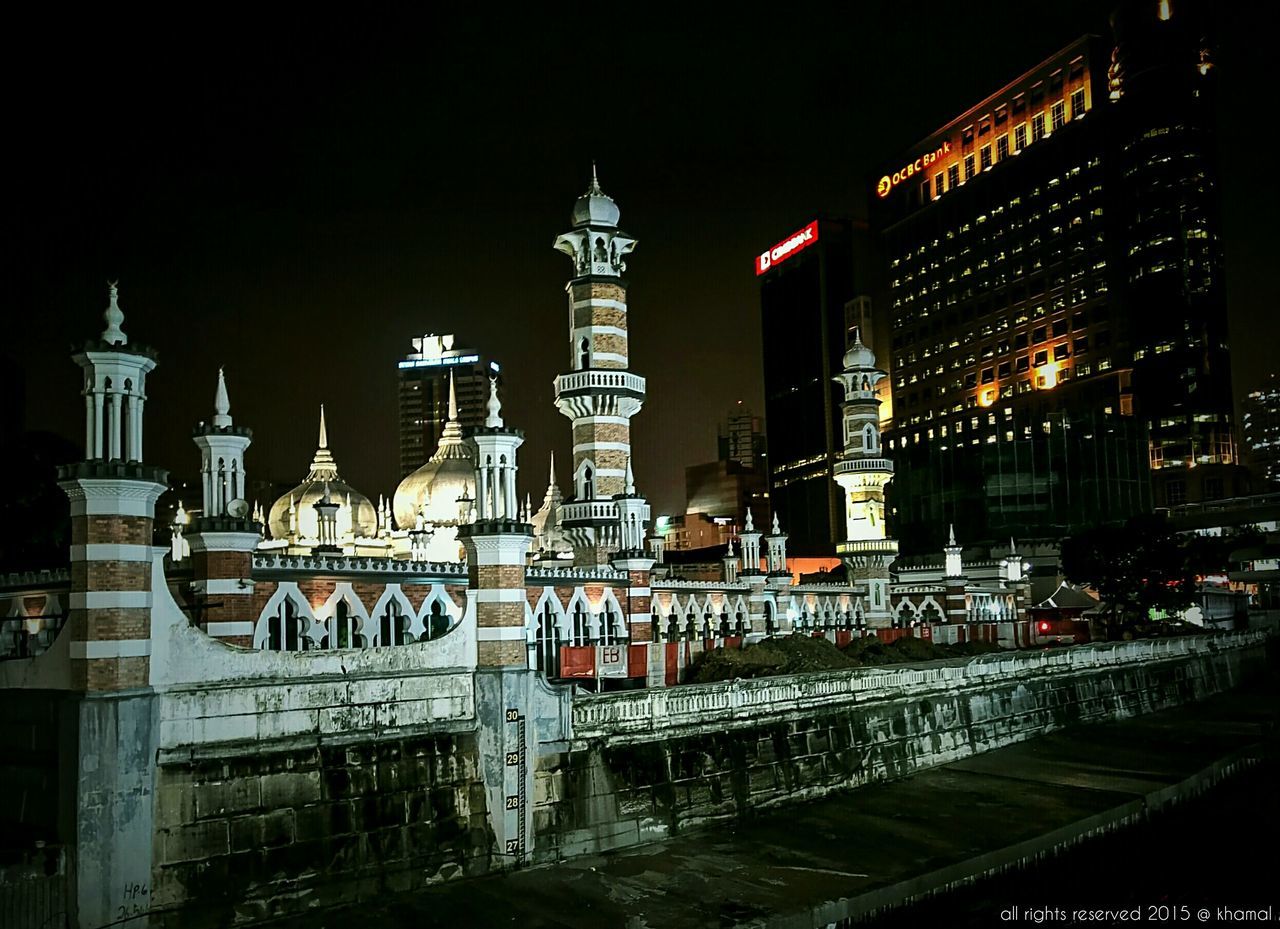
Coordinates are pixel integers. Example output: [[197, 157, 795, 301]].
[[687, 634, 857, 683]]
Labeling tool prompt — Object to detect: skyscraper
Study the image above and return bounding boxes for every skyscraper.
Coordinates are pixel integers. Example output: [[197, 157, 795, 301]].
[[756, 218, 858, 553], [873, 1, 1239, 552], [397, 334, 499, 476], [1243, 374, 1280, 488]]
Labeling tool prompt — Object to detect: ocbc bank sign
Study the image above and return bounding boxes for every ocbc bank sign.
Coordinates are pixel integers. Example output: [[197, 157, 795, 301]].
[[877, 141, 952, 198]]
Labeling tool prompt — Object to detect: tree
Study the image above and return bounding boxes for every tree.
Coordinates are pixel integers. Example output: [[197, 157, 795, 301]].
[[1060, 513, 1196, 637]]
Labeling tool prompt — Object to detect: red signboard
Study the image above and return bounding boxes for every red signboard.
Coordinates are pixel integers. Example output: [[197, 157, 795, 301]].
[[755, 220, 819, 275]]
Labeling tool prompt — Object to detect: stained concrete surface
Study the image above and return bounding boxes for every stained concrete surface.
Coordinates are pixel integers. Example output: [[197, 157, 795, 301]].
[[271, 675, 1280, 929]]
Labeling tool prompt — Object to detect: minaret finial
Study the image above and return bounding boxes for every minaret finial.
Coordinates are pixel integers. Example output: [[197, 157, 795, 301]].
[[625, 456, 635, 495], [102, 280, 127, 345], [213, 367, 232, 428], [745, 508, 755, 532], [484, 375, 503, 427], [590, 161, 601, 193], [318, 404, 329, 449], [448, 371, 458, 422], [772, 512, 781, 534], [948, 523, 957, 547], [549, 450, 558, 487]]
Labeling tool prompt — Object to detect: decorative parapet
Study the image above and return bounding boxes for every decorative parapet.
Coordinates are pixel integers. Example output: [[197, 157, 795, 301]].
[[570, 631, 1266, 741], [652, 580, 751, 591], [527, 565, 626, 583], [0, 569, 72, 592], [251, 552, 466, 579], [790, 583, 862, 594]]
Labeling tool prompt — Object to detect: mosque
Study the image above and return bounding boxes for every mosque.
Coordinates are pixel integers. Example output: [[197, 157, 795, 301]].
[[5, 171, 1037, 677]]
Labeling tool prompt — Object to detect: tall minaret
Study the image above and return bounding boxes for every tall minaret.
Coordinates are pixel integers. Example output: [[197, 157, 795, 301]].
[[552, 167, 647, 567], [833, 329, 897, 627]]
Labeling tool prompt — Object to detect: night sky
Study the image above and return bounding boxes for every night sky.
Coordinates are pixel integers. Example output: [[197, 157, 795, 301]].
[[9, 3, 1272, 519]]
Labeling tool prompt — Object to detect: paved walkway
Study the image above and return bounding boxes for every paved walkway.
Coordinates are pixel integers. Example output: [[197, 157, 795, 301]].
[[276, 676, 1280, 929]]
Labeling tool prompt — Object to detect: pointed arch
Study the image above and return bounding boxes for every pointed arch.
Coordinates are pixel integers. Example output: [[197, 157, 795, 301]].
[[369, 584, 416, 647], [415, 584, 461, 641], [254, 582, 316, 650], [594, 587, 626, 645], [534, 587, 566, 675], [317, 583, 370, 649], [565, 587, 594, 647]]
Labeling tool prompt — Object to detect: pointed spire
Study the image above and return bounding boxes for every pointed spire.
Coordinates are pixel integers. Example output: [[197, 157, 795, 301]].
[[549, 450, 558, 487], [727, 538, 736, 556], [213, 367, 232, 428], [625, 456, 635, 495], [484, 375, 503, 427], [772, 512, 781, 534], [102, 281, 127, 345], [1009, 536, 1017, 554], [589, 161, 601, 194], [448, 371, 458, 423], [308, 404, 339, 478], [948, 523, 957, 547], [745, 508, 755, 532]]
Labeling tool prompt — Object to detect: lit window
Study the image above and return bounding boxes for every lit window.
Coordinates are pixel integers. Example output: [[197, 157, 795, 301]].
[[997, 135, 1009, 161], [1051, 101, 1065, 131], [1070, 89, 1085, 120], [1014, 123, 1027, 152], [1032, 113, 1046, 142], [980, 145, 992, 171]]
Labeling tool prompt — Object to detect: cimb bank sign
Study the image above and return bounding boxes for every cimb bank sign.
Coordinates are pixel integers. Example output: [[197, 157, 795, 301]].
[[877, 141, 952, 198], [756, 221, 819, 275]]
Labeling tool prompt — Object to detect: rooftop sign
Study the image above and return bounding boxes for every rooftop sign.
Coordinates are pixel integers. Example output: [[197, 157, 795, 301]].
[[755, 221, 819, 276], [876, 142, 952, 198]]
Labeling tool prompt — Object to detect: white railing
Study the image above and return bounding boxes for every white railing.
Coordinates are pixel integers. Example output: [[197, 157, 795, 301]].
[[555, 370, 647, 396], [653, 580, 750, 591], [527, 565, 626, 581], [833, 458, 895, 474], [560, 501, 621, 524], [570, 631, 1266, 740], [252, 553, 466, 576]]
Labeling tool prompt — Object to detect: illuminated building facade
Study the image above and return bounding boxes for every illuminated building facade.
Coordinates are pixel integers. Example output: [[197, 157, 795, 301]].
[[1109, 0, 1242, 506], [397, 333, 500, 476], [876, 4, 1236, 551], [757, 217, 859, 553], [1243, 374, 1280, 488]]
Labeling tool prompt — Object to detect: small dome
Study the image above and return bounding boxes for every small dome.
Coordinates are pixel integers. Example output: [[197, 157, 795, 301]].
[[393, 373, 476, 529], [843, 329, 877, 370], [571, 166, 620, 229], [268, 407, 378, 541], [268, 479, 377, 541]]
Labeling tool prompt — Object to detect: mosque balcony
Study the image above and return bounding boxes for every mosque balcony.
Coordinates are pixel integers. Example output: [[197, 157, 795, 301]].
[[833, 457, 895, 476], [554, 370, 646, 420], [836, 538, 900, 556], [560, 500, 621, 525]]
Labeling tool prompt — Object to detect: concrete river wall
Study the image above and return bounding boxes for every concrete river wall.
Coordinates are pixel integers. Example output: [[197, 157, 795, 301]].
[[534, 632, 1268, 862]]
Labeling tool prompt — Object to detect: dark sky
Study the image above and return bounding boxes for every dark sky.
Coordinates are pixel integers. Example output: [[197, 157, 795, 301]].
[[9, 3, 1272, 517]]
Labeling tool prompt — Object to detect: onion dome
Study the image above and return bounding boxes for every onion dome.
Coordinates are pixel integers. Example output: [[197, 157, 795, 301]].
[[393, 373, 477, 530], [843, 328, 877, 371], [570, 163, 620, 229], [268, 405, 377, 541]]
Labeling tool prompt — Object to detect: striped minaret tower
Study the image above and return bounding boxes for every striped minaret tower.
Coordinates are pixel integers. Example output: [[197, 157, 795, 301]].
[[833, 329, 897, 628], [553, 166, 649, 568], [186, 367, 260, 646], [59, 283, 168, 691]]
